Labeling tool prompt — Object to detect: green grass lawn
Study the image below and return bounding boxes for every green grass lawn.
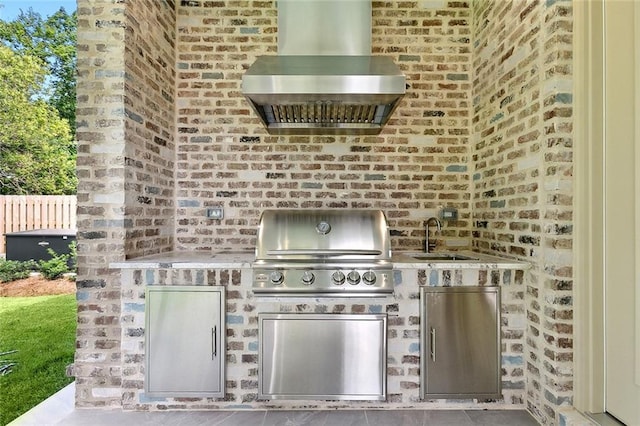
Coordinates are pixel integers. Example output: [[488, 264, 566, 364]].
[[0, 294, 76, 426]]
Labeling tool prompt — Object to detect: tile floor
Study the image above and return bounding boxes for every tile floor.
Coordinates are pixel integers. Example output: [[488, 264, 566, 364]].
[[585, 412, 625, 426], [10, 383, 542, 426], [50, 409, 541, 426]]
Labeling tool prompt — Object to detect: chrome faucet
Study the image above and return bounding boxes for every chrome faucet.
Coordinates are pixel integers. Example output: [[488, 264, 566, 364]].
[[425, 217, 442, 253]]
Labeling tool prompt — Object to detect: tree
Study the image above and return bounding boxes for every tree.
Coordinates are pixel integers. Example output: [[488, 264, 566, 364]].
[[0, 7, 77, 134], [0, 46, 76, 195]]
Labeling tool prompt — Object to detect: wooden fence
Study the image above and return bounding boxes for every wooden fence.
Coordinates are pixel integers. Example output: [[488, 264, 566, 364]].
[[0, 195, 77, 254]]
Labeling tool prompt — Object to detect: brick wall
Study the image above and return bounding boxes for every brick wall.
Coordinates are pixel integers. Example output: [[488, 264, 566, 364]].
[[123, 0, 176, 257], [75, 0, 575, 423], [471, 0, 573, 424], [75, 0, 176, 408], [76, 0, 126, 408], [174, 1, 473, 253]]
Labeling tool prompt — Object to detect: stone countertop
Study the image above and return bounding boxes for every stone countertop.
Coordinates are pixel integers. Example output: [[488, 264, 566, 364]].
[[109, 251, 255, 269], [110, 250, 529, 270], [391, 250, 530, 270]]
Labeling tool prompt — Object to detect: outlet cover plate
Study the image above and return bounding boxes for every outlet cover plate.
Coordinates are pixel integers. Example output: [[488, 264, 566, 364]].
[[207, 207, 224, 219]]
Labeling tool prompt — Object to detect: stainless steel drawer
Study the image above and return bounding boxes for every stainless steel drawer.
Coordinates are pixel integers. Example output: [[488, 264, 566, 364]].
[[258, 313, 387, 401]]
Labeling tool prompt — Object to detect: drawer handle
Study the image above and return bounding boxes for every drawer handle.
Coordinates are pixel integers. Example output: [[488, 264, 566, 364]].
[[38, 241, 50, 247], [212, 326, 217, 359], [430, 327, 436, 362]]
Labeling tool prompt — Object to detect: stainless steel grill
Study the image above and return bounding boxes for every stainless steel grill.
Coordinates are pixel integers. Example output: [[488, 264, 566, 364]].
[[253, 209, 394, 296]]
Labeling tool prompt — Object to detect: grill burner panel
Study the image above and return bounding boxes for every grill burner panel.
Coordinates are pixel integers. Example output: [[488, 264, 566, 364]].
[[253, 209, 393, 297], [253, 268, 393, 296]]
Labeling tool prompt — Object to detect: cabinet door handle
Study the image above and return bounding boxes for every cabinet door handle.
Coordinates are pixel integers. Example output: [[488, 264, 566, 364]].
[[212, 326, 217, 359], [430, 327, 436, 362]]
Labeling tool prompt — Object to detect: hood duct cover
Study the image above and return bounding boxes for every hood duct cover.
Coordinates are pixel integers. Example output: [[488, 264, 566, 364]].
[[241, 1, 406, 135]]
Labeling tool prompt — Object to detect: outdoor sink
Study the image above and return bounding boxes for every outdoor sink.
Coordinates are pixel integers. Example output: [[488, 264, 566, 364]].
[[407, 253, 480, 261]]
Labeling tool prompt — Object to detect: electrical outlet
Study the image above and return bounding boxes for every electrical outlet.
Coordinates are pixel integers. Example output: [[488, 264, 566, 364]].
[[207, 207, 224, 219], [439, 207, 458, 221]]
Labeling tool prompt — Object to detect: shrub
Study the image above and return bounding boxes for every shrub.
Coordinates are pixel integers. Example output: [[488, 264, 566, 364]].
[[0, 260, 36, 283], [0, 241, 77, 282], [68, 241, 77, 273], [38, 249, 70, 280]]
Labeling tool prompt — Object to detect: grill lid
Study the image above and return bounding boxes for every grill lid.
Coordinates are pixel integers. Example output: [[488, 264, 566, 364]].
[[255, 209, 391, 262]]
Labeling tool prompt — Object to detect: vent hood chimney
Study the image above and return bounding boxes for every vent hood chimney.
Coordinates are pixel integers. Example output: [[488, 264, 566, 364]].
[[241, 0, 406, 135]]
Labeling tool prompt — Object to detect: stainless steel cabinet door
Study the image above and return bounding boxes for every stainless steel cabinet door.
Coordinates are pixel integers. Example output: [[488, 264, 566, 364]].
[[145, 286, 225, 397], [259, 313, 387, 400], [420, 286, 500, 399]]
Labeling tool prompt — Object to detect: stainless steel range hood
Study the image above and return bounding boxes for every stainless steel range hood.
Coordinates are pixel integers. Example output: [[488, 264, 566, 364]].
[[241, 1, 406, 135]]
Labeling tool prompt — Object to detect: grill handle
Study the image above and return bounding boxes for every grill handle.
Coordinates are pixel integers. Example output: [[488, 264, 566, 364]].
[[266, 249, 382, 256]]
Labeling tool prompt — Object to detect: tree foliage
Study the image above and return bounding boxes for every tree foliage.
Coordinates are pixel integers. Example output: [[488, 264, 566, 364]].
[[0, 46, 76, 194], [0, 7, 77, 134]]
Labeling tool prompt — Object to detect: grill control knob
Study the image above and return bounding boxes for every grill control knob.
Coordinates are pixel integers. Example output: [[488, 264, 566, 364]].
[[301, 271, 315, 285], [332, 271, 346, 285], [362, 270, 377, 285], [269, 271, 284, 285], [347, 270, 361, 285]]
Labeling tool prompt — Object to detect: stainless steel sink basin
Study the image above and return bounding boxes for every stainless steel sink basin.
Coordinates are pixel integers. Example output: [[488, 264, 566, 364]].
[[407, 253, 480, 261]]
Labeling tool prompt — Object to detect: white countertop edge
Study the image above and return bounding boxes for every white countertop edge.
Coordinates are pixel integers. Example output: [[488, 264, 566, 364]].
[[109, 250, 530, 270], [392, 261, 528, 270], [109, 251, 254, 269]]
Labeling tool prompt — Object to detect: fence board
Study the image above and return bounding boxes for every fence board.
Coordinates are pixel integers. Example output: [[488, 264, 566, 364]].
[[0, 196, 76, 254]]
